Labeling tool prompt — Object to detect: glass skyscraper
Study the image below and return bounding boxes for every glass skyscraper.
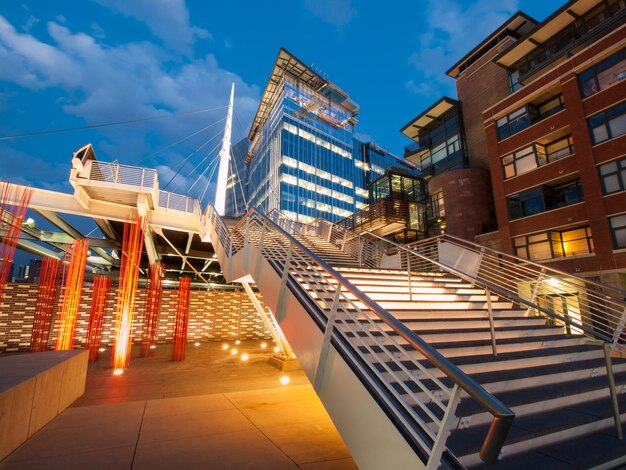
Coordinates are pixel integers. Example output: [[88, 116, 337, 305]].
[[238, 48, 409, 223]]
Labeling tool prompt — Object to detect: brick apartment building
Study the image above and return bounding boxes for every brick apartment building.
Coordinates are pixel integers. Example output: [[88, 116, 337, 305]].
[[402, 0, 625, 289]]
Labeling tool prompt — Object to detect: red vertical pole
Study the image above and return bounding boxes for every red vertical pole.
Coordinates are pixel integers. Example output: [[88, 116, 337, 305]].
[[55, 239, 89, 350], [85, 276, 112, 362], [111, 216, 145, 370], [30, 257, 62, 352], [140, 262, 164, 357], [172, 277, 191, 361], [0, 181, 33, 301]]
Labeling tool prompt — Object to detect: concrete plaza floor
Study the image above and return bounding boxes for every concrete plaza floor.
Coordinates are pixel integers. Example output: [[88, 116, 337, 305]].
[[0, 341, 357, 469]]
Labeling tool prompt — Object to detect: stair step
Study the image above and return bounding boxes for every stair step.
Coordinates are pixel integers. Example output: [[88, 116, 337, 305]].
[[450, 370, 626, 426], [453, 394, 626, 467], [352, 326, 565, 347], [342, 317, 547, 333], [360, 335, 587, 361]]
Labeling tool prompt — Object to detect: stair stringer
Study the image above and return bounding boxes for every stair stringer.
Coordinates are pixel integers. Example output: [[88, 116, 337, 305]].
[[227, 245, 428, 470]]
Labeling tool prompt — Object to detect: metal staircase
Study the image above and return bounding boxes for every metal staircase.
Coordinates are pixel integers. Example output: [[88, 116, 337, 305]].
[[48, 157, 626, 468], [203, 206, 626, 469]]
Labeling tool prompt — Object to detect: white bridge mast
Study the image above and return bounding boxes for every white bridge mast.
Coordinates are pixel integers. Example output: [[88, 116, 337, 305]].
[[214, 83, 234, 216]]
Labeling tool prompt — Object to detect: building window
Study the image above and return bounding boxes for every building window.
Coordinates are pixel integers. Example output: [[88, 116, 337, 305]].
[[428, 192, 445, 219], [514, 226, 593, 261], [610, 214, 626, 248], [508, 179, 584, 220], [503, 135, 574, 178], [497, 94, 565, 140], [588, 101, 626, 144], [599, 157, 626, 194], [579, 49, 626, 97]]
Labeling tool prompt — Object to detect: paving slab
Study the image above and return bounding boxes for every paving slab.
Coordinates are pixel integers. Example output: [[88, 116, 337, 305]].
[[0, 341, 357, 469]]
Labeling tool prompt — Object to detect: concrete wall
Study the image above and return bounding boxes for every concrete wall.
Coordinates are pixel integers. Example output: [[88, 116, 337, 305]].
[[0, 350, 88, 460], [0, 284, 271, 352]]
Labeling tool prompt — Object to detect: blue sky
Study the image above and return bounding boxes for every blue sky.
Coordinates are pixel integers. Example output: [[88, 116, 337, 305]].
[[0, 0, 560, 199]]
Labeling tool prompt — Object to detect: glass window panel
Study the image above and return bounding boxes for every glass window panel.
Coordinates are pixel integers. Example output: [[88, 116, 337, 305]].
[[592, 125, 609, 143], [608, 113, 626, 139], [603, 174, 621, 193], [600, 161, 617, 175], [516, 154, 537, 175], [528, 242, 552, 260]]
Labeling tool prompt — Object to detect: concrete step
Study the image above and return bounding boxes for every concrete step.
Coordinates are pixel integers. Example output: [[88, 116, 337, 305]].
[[412, 344, 605, 378], [360, 335, 587, 361], [452, 393, 626, 467], [347, 325, 563, 346], [390, 358, 626, 402], [333, 299, 515, 311], [341, 317, 547, 332], [446, 370, 626, 430]]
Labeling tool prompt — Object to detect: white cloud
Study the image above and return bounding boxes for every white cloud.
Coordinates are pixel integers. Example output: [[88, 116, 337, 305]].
[[407, 0, 519, 98], [0, 12, 260, 193], [304, 0, 356, 27], [93, 0, 210, 55]]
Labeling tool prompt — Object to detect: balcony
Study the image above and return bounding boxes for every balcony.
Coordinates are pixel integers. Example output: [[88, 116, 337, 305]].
[[338, 199, 421, 237]]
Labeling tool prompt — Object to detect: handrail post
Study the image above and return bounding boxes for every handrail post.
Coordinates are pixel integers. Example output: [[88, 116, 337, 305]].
[[406, 251, 413, 302], [427, 384, 462, 470], [114, 164, 120, 184], [611, 307, 626, 352], [486, 287, 497, 356], [314, 283, 343, 391], [603, 342, 623, 439], [358, 236, 364, 268], [525, 268, 546, 317]]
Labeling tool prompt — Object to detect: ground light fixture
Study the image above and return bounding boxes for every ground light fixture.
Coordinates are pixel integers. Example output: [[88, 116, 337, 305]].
[[113, 368, 124, 376], [235, 340, 241, 345], [194, 342, 200, 347], [241, 353, 249, 361], [98, 347, 105, 352], [222, 343, 229, 350], [230, 348, 238, 355], [273, 346, 280, 353], [280, 376, 290, 385], [260, 342, 267, 349]]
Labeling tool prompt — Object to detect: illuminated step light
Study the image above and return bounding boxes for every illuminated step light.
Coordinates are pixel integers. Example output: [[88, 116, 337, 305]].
[[194, 342, 200, 347], [280, 375, 290, 385], [150, 345, 156, 350], [235, 340, 241, 345], [222, 343, 229, 350], [230, 348, 238, 355], [241, 353, 249, 362], [98, 347, 106, 352], [273, 346, 280, 353], [260, 342, 267, 349], [113, 369, 124, 376]]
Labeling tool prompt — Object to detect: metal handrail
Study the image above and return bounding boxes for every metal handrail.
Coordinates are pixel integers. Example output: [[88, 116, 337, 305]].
[[366, 231, 609, 342], [401, 233, 626, 352], [206, 204, 514, 466], [87, 160, 157, 188]]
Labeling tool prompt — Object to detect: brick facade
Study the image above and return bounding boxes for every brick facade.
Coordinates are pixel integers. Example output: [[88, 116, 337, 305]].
[[0, 283, 271, 352], [483, 23, 626, 280]]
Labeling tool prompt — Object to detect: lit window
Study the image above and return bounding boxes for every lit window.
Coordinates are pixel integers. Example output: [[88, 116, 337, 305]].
[[514, 226, 593, 261]]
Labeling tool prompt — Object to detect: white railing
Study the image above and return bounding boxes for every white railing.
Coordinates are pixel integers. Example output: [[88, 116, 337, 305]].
[[204, 203, 513, 468], [86, 160, 157, 189], [158, 191, 200, 216]]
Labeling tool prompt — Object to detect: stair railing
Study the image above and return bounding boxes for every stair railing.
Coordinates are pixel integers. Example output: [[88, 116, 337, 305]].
[[364, 230, 625, 439], [204, 203, 514, 468]]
